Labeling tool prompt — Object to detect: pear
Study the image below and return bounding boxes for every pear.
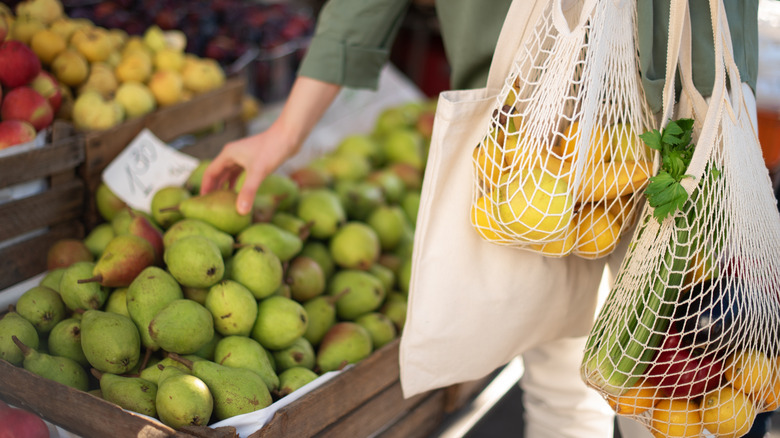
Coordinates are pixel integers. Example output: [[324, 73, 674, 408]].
[[355, 312, 397, 349], [39, 268, 66, 292], [231, 244, 283, 300], [92, 369, 158, 417], [335, 134, 383, 167], [15, 286, 66, 335], [236, 222, 302, 262], [148, 299, 214, 355], [381, 292, 408, 332], [191, 331, 221, 361], [386, 162, 423, 191], [255, 173, 300, 212], [300, 241, 336, 280], [334, 180, 385, 221], [46, 238, 93, 270], [289, 166, 333, 189], [139, 355, 203, 384], [368, 263, 396, 294], [366, 169, 407, 204], [329, 222, 380, 270], [95, 182, 127, 222], [400, 190, 421, 226], [124, 211, 165, 265], [71, 90, 124, 131], [59, 261, 109, 311], [172, 189, 251, 235], [302, 295, 340, 347], [12, 336, 89, 391], [381, 128, 425, 170], [213, 335, 279, 392], [204, 280, 258, 336], [251, 192, 282, 223], [80, 310, 140, 374], [184, 160, 210, 194], [315, 322, 373, 373], [83, 223, 115, 258], [163, 218, 234, 259], [276, 367, 319, 398], [286, 256, 326, 302], [104, 288, 129, 317], [271, 212, 313, 241], [155, 365, 213, 429], [0, 311, 40, 365], [296, 189, 346, 239], [328, 270, 386, 321], [115, 81, 156, 119], [182, 286, 209, 305], [47, 317, 88, 367], [151, 186, 191, 229], [168, 353, 273, 420], [251, 296, 308, 351], [272, 337, 315, 372], [78, 61, 118, 98], [164, 235, 224, 289], [80, 234, 156, 288], [319, 153, 372, 182], [366, 205, 410, 251], [397, 257, 413, 295], [126, 266, 183, 351]]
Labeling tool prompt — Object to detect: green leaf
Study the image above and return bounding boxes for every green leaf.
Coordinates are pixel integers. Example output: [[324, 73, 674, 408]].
[[639, 129, 663, 150]]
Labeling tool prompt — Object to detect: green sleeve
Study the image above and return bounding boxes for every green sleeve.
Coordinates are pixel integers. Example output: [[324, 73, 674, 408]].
[[298, 0, 412, 89], [637, 0, 759, 114]]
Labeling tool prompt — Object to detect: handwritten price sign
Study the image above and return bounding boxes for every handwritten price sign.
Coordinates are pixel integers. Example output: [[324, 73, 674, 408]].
[[103, 129, 200, 213]]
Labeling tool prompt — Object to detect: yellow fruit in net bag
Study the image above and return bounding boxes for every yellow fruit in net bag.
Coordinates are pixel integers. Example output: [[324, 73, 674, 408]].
[[702, 385, 756, 438], [650, 398, 703, 438], [471, 194, 510, 242], [578, 159, 652, 203], [760, 370, 780, 412], [609, 122, 652, 162], [724, 349, 774, 397], [528, 227, 576, 257], [495, 167, 573, 241], [473, 129, 506, 187], [606, 378, 660, 416], [558, 121, 611, 163], [572, 204, 620, 259]]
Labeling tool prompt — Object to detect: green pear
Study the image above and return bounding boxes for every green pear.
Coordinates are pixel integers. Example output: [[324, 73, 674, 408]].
[[315, 322, 373, 373], [148, 299, 214, 355], [335, 134, 383, 167], [286, 256, 326, 302], [334, 180, 385, 221], [175, 189, 251, 235], [95, 182, 127, 222], [83, 223, 116, 258], [47, 318, 89, 367], [276, 367, 319, 398], [12, 335, 89, 391], [386, 162, 423, 191], [83, 234, 156, 287], [255, 173, 299, 212], [139, 355, 203, 384], [295, 189, 346, 239], [124, 211, 165, 265], [381, 292, 408, 332], [15, 286, 66, 334], [366, 205, 410, 251], [163, 218, 235, 259], [397, 257, 413, 295], [366, 169, 407, 204], [251, 296, 308, 351], [328, 270, 386, 321], [59, 261, 109, 311], [184, 160, 211, 194], [271, 212, 312, 240], [251, 192, 281, 223], [39, 268, 66, 292], [320, 152, 372, 182], [289, 165, 333, 189], [400, 191, 421, 226], [191, 331, 222, 361], [0, 311, 40, 365], [355, 312, 397, 349], [151, 185, 191, 229], [368, 263, 396, 294], [104, 287, 129, 317], [80, 310, 140, 374], [329, 222, 380, 270], [236, 223, 302, 262], [168, 353, 273, 420], [155, 365, 213, 429], [164, 235, 224, 289], [204, 280, 258, 336], [300, 241, 336, 280], [302, 295, 340, 347], [213, 335, 279, 392], [126, 266, 183, 350], [93, 369, 158, 417], [230, 244, 283, 299], [373, 105, 419, 137], [111, 208, 156, 235], [272, 337, 315, 372], [381, 128, 425, 170], [182, 286, 210, 305]]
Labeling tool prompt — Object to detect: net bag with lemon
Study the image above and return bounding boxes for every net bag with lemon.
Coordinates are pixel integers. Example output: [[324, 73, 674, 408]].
[[470, 0, 655, 259], [580, 0, 780, 437]]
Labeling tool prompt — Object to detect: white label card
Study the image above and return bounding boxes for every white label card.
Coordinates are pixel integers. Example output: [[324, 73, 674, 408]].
[[102, 129, 200, 214]]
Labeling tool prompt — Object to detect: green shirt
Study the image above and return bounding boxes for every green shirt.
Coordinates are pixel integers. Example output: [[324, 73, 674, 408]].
[[299, 0, 758, 112]]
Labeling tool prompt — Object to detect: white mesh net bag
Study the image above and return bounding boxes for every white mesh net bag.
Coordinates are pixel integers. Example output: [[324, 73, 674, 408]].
[[469, 0, 656, 259], [581, 0, 780, 436]]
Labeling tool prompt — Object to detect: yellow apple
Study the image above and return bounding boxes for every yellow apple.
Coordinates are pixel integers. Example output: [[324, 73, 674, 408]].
[[50, 48, 89, 87], [148, 70, 183, 107], [78, 62, 118, 98], [72, 90, 124, 131], [115, 51, 153, 83], [29, 28, 66, 64], [115, 81, 156, 119]]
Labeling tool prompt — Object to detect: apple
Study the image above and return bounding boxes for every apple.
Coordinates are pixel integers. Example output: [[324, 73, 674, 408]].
[[50, 48, 89, 87], [0, 15, 8, 42], [71, 90, 125, 131], [0, 86, 53, 131], [30, 70, 62, 114], [0, 40, 42, 88], [147, 70, 183, 107], [0, 120, 37, 150], [115, 81, 157, 118], [15, 0, 65, 26], [0, 405, 50, 438]]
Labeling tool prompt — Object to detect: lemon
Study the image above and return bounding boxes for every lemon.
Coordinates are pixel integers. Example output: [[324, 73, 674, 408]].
[[651, 398, 703, 438], [471, 195, 509, 242], [558, 121, 610, 163], [529, 228, 576, 257], [702, 386, 756, 438], [573, 204, 620, 259], [578, 159, 652, 203], [496, 168, 573, 241], [610, 122, 652, 162], [761, 372, 780, 412], [607, 378, 660, 416], [473, 129, 506, 187], [724, 349, 774, 396]]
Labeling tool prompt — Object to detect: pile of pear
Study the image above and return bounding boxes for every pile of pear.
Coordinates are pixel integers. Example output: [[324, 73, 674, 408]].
[[0, 0, 254, 133], [0, 100, 434, 430]]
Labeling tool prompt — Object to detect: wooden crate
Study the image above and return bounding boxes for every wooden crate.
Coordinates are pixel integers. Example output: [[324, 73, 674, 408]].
[[77, 75, 247, 230]]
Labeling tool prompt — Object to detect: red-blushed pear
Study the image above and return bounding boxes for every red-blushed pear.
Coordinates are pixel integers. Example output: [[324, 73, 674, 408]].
[[0, 120, 36, 149], [29, 70, 62, 114], [47, 238, 94, 270], [0, 86, 53, 131], [0, 15, 9, 42], [0, 404, 50, 438], [0, 40, 41, 88], [78, 234, 156, 288], [126, 210, 165, 265]]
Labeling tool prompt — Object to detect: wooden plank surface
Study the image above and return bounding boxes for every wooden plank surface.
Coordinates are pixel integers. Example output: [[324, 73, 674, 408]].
[[180, 117, 247, 161], [0, 179, 84, 242], [376, 390, 447, 438], [443, 375, 493, 413], [0, 136, 83, 188]]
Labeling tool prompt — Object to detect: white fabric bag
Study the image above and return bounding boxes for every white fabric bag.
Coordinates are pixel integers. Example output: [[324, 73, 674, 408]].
[[399, 0, 622, 398]]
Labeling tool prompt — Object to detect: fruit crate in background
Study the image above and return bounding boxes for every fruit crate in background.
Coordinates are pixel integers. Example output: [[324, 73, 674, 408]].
[[0, 337, 488, 438], [0, 122, 85, 292], [78, 75, 247, 230]]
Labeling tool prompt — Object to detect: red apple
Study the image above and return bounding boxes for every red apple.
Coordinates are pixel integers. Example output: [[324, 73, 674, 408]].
[[1, 86, 54, 131], [0, 15, 9, 42], [0, 405, 50, 438], [0, 120, 37, 149], [29, 71, 62, 114], [0, 40, 42, 88]]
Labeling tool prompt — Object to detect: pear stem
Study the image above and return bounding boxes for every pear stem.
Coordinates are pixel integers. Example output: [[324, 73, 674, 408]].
[[137, 347, 153, 372], [327, 288, 350, 305], [90, 368, 104, 380], [166, 352, 193, 370], [77, 275, 103, 285], [11, 335, 30, 355]]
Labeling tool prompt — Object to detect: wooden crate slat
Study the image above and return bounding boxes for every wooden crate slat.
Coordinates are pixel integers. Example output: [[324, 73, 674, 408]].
[[0, 136, 83, 188], [0, 179, 84, 242], [251, 340, 401, 438], [375, 390, 447, 438], [180, 117, 247, 161], [0, 221, 83, 291], [443, 375, 492, 413]]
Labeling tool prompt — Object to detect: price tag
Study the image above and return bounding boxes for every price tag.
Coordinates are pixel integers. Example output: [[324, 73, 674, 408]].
[[102, 129, 200, 214]]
